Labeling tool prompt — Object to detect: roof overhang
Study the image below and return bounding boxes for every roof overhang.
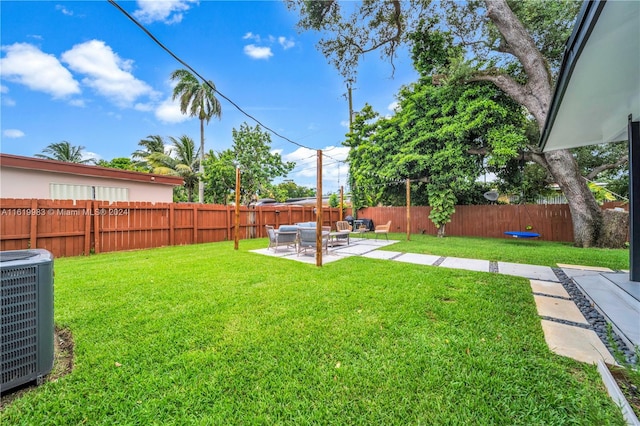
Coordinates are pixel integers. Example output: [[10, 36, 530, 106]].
[[539, 0, 640, 152], [0, 153, 184, 186]]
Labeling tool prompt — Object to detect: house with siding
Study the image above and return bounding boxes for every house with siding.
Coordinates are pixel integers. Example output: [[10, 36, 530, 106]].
[[0, 153, 183, 203]]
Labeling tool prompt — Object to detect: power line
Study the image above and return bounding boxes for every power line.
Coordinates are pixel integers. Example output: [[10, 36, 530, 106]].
[[108, 0, 315, 151]]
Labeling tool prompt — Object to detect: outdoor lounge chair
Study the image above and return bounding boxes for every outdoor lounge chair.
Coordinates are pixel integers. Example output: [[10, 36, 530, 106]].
[[265, 225, 298, 252], [374, 220, 391, 240], [297, 227, 329, 256]]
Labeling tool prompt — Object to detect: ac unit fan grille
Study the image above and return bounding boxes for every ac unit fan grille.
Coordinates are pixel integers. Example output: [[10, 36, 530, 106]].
[[1, 266, 38, 387]]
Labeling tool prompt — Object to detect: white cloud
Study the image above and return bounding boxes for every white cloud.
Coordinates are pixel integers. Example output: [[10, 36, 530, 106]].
[[285, 147, 317, 179], [3, 129, 25, 138], [242, 33, 295, 59], [133, 0, 197, 24], [69, 99, 85, 107], [278, 36, 295, 50], [61, 40, 155, 107], [0, 84, 15, 106], [55, 4, 73, 16], [83, 151, 102, 163], [340, 120, 350, 128], [243, 32, 260, 42], [387, 101, 399, 112], [322, 148, 350, 191], [283, 146, 350, 192], [0, 43, 81, 98], [134, 102, 154, 112], [155, 96, 189, 123], [244, 44, 273, 60]]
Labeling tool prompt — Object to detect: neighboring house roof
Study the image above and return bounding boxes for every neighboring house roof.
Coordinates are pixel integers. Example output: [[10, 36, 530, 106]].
[[0, 153, 184, 186]]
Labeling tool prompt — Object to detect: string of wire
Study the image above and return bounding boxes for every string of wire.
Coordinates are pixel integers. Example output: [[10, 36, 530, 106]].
[[108, 0, 348, 163]]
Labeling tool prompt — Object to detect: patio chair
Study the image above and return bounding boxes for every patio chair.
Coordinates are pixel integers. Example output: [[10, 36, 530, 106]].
[[336, 221, 352, 232], [334, 221, 352, 244], [297, 227, 329, 256], [265, 225, 298, 252], [374, 220, 391, 240]]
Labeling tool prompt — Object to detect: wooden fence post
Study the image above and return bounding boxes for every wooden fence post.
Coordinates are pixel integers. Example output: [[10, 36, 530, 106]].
[[84, 200, 92, 255], [226, 204, 231, 241], [169, 203, 175, 246], [93, 201, 101, 254], [193, 204, 198, 244], [29, 199, 38, 250]]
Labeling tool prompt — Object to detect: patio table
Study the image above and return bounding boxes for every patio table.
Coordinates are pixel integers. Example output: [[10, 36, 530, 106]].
[[328, 231, 350, 246]]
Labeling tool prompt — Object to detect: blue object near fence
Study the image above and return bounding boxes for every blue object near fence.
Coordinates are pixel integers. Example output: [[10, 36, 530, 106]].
[[504, 231, 540, 239]]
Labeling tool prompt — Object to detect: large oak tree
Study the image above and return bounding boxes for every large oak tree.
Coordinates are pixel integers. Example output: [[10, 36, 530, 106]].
[[287, 0, 626, 247]]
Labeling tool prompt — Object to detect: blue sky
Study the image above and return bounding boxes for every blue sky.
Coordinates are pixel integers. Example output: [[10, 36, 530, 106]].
[[0, 1, 418, 193]]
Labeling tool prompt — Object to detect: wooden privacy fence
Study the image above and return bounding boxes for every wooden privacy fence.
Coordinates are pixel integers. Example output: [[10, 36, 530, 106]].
[[358, 202, 628, 243], [0, 199, 342, 258], [1, 199, 627, 258]]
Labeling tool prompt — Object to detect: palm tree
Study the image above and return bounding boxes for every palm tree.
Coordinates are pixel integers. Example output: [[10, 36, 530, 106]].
[[35, 141, 95, 164], [147, 135, 200, 202], [170, 69, 222, 203], [132, 135, 167, 170]]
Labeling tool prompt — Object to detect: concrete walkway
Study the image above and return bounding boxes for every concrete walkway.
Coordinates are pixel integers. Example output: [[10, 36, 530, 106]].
[[252, 238, 637, 365]]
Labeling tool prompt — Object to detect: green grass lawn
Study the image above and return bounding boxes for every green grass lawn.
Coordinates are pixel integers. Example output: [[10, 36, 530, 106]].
[[373, 233, 630, 270], [0, 238, 627, 424]]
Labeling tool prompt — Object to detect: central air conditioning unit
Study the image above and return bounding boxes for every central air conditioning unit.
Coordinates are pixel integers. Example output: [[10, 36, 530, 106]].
[[1, 249, 54, 395]]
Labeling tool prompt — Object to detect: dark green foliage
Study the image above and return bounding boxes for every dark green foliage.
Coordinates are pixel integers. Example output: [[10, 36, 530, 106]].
[[35, 141, 94, 164], [345, 78, 527, 234], [203, 149, 237, 205], [147, 135, 200, 202], [572, 141, 629, 199], [132, 135, 166, 171], [270, 180, 316, 202], [203, 123, 295, 205], [328, 193, 339, 207], [95, 157, 148, 172]]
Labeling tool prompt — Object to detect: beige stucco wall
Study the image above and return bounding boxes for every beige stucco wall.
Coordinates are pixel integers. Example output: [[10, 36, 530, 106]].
[[0, 167, 175, 203]]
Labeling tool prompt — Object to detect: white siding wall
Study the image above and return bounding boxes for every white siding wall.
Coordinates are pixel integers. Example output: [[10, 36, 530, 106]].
[[1, 168, 173, 202]]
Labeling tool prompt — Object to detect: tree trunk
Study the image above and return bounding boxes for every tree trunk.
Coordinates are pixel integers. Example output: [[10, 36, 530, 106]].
[[437, 224, 446, 238], [545, 149, 603, 247], [484, 0, 607, 248], [598, 208, 629, 249]]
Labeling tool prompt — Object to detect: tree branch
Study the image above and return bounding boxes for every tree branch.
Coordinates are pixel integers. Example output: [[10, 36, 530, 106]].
[[585, 155, 629, 180], [466, 147, 489, 156], [484, 0, 552, 130], [470, 72, 530, 109], [353, 0, 403, 55], [484, 0, 550, 86]]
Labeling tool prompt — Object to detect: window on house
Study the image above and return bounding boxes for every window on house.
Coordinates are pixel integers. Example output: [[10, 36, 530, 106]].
[[50, 183, 129, 202]]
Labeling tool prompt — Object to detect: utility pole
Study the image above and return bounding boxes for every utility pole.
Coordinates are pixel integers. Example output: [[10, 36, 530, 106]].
[[347, 79, 354, 132], [347, 79, 354, 220]]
